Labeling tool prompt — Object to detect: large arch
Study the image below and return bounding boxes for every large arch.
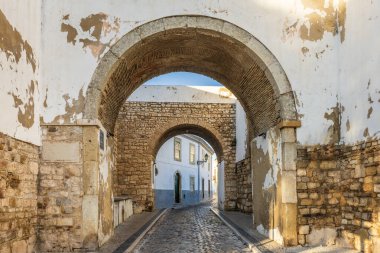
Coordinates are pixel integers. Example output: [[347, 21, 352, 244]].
[[83, 15, 297, 136], [84, 16, 300, 247]]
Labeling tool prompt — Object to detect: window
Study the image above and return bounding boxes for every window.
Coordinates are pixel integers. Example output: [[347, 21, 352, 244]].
[[189, 143, 196, 164], [190, 176, 195, 192], [174, 137, 181, 161]]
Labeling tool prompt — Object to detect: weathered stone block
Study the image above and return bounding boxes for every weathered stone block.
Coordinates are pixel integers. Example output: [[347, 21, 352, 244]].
[[56, 217, 74, 227], [300, 199, 313, 206], [306, 228, 337, 246], [365, 166, 377, 176], [354, 164, 365, 178], [83, 161, 99, 195], [363, 183, 374, 192], [320, 161, 337, 170], [299, 225, 310, 235], [42, 142, 80, 162], [11, 240, 27, 253], [282, 171, 297, 203]]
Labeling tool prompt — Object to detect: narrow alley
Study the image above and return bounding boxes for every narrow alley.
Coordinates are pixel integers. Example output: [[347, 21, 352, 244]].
[[135, 204, 251, 253]]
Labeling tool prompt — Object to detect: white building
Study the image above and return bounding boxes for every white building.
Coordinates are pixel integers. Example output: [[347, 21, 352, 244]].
[[154, 134, 215, 208]]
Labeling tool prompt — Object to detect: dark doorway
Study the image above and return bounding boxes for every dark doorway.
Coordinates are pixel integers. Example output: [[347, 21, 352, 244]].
[[208, 180, 211, 198], [175, 172, 181, 203], [202, 178, 205, 199]]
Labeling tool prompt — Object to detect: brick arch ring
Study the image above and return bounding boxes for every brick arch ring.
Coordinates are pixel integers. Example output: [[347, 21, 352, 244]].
[[85, 15, 300, 246], [147, 119, 228, 162], [83, 15, 298, 135]]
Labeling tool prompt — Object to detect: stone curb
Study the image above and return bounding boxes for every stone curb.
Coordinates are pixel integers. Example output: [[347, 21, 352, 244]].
[[123, 208, 168, 253], [210, 207, 262, 253]]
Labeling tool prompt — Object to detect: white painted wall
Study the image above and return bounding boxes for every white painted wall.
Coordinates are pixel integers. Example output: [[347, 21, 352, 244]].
[[252, 127, 283, 244], [2, 1, 379, 146], [0, 1, 41, 145], [236, 101, 248, 162], [128, 85, 236, 103], [339, 0, 380, 144], [217, 161, 225, 210], [154, 135, 213, 195], [35, 0, 332, 145]]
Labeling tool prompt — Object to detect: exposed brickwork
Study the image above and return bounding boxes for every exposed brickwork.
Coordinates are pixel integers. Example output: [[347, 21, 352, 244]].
[[115, 102, 237, 212], [95, 26, 281, 136], [0, 133, 39, 253], [297, 139, 380, 252], [236, 157, 252, 213]]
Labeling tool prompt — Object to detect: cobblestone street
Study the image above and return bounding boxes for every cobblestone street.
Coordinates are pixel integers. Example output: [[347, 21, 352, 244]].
[[135, 204, 251, 253]]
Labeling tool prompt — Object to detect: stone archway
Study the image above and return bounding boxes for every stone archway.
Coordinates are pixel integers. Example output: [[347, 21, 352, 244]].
[[83, 16, 297, 135], [81, 16, 299, 246], [115, 101, 235, 213], [149, 119, 228, 161]]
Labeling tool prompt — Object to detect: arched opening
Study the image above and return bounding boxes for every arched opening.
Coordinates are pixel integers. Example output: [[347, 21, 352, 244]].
[[84, 16, 297, 134], [149, 124, 224, 209], [81, 15, 300, 247]]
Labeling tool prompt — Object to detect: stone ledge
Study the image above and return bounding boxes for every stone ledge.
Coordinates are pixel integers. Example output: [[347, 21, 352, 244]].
[[278, 120, 301, 129]]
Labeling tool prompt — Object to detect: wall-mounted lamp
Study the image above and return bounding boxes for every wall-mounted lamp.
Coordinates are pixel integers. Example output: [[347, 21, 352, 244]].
[[154, 162, 158, 176], [197, 153, 209, 165]]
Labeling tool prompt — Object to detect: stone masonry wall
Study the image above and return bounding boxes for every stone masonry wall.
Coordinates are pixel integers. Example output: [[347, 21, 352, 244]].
[[115, 102, 237, 212], [236, 157, 252, 213], [38, 126, 85, 252], [37, 125, 113, 252], [0, 133, 39, 253], [297, 139, 380, 252]]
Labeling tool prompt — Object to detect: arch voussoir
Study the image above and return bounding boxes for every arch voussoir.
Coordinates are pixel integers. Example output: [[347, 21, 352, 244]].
[[84, 15, 297, 137]]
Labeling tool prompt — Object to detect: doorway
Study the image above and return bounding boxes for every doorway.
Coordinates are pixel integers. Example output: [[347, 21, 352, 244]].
[[175, 172, 181, 203], [202, 178, 205, 199], [208, 180, 211, 198]]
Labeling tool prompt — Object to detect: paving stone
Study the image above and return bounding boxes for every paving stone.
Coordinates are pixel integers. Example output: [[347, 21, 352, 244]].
[[135, 204, 250, 252]]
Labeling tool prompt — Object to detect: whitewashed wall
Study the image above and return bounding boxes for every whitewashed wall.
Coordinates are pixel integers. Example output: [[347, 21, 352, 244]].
[[339, 0, 380, 144], [37, 0, 380, 146], [2, 0, 379, 146], [217, 161, 225, 210], [128, 85, 236, 104], [154, 135, 212, 194], [0, 1, 41, 145], [236, 101, 248, 161]]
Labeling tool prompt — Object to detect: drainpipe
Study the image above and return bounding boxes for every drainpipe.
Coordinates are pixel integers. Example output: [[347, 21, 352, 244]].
[[197, 143, 200, 203]]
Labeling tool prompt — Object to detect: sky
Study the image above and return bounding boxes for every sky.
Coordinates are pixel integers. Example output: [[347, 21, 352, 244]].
[[144, 72, 222, 86]]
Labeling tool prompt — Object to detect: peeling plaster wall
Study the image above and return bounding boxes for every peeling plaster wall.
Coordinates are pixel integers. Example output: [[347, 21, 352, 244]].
[[339, 0, 380, 144], [0, 1, 41, 145], [8, 0, 378, 147], [98, 134, 114, 246], [236, 101, 248, 162], [251, 127, 283, 244], [37, 0, 371, 146]]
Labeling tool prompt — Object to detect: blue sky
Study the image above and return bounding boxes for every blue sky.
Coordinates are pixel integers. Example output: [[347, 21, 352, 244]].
[[144, 72, 222, 86]]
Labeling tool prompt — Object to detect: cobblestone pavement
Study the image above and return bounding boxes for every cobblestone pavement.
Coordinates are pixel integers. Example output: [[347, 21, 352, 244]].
[[134, 204, 251, 253]]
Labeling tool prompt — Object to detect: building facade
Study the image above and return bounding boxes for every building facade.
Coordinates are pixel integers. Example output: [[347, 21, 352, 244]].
[[1, 2, 380, 251], [154, 134, 214, 208]]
